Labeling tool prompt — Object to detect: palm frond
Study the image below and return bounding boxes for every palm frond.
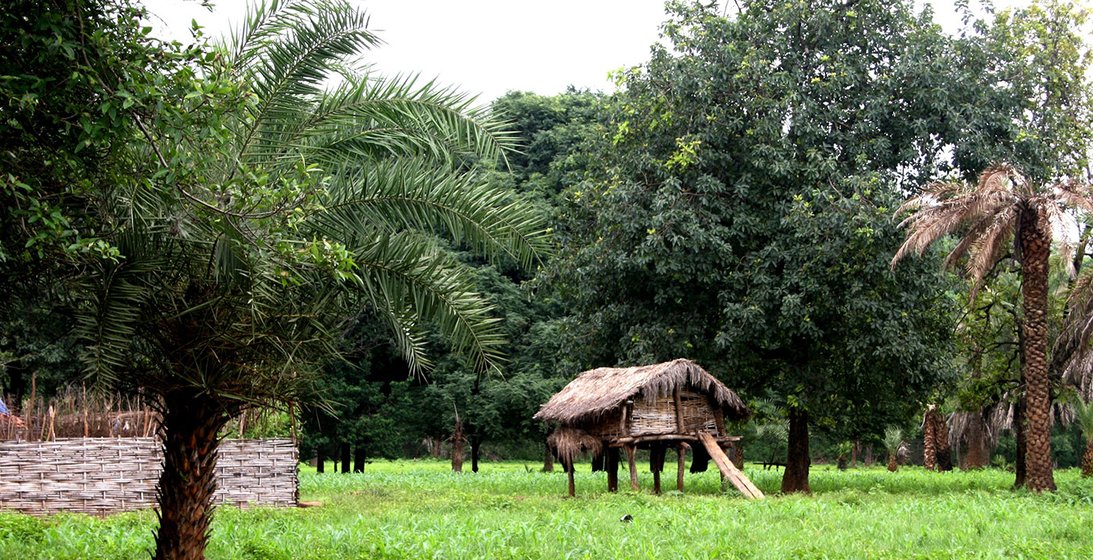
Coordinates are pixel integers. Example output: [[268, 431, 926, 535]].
[[1055, 268, 1093, 400], [349, 230, 506, 373], [1053, 179, 1093, 214], [882, 427, 903, 453], [314, 158, 549, 268], [1074, 399, 1093, 443], [230, 0, 381, 163], [964, 205, 1018, 298], [301, 73, 517, 165]]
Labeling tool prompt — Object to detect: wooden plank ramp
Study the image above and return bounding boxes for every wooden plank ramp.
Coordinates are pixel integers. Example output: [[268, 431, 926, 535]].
[[697, 432, 764, 499]]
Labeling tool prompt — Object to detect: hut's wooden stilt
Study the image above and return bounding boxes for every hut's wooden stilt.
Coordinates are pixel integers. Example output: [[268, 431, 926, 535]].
[[677, 443, 686, 492], [626, 445, 639, 491], [607, 447, 619, 492], [566, 460, 575, 497]]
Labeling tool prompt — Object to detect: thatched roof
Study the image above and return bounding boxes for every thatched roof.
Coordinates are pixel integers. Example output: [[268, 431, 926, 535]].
[[547, 427, 603, 465], [534, 359, 748, 424]]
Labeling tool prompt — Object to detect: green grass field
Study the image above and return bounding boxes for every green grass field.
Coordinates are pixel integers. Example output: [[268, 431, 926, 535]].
[[2, 461, 1092, 559]]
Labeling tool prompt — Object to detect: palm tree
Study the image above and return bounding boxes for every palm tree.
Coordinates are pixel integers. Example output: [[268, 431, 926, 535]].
[[921, 404, 952, 471], [892, 164, 1092, 492], [883, 427, 903, 472], [1074, 399, 1093, 477], [79, 1, 547, 558]]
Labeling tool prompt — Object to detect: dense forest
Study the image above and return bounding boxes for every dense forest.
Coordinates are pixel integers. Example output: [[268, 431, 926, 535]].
[[2, 2, 1093, 554]]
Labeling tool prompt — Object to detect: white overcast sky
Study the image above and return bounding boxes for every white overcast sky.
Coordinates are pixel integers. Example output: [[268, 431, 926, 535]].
[[143, 0, 1047, 105]]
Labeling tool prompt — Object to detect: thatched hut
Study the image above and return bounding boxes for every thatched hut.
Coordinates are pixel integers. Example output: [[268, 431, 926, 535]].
[[535, 359, 756, 497]]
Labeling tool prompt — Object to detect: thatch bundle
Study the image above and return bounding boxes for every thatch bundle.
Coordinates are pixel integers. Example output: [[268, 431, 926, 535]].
[[534, 358, 747, 425], [547, 427, 603, 466]]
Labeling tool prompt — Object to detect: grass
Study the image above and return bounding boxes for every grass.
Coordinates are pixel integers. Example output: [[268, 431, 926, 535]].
[[2, 461, 1092, 559]]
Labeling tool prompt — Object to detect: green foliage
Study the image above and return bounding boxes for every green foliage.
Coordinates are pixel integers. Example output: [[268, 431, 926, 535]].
[[883, 427, 904, 454], [551, 0, 961, 451], [2, 462, 1093, 559], [951, 1, 1093, 182], [1074, 400, 1093, 445], [67, 0, 549, 409]]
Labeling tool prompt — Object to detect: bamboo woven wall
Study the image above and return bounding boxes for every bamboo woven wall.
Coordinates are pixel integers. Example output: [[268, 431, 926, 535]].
[[630, 390, 718, 436], [0, 438, 297, 515]]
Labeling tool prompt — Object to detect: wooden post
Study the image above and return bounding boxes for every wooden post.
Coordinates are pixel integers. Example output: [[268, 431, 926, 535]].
[[567, 463, 575, 497], [713, 407, 726, 437], [626, 444, 639, 491], [673, 387, 685, 433], [677, 443, 686, 492], [607, 447, 620, 492]]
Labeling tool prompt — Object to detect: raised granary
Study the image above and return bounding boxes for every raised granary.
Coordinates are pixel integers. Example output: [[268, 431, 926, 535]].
[[534, 359, 761, 498]]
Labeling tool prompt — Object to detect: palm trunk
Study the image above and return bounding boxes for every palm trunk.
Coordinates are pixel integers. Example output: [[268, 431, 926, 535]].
[[1082, 440, 1093, 478], [154, 392, 231, 560], [887, 453, 898, 472], [926, 411, 935, 472], [923, 407, 938, 471], [1014, 396, 1027, 487], [961, 411, 990, 469], [1019, 207, 1056, 492], [781, 407, 810, 493], [935, 413, 953, 472]]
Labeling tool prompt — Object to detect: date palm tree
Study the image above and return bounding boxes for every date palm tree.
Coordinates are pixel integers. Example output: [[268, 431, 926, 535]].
[[1073, 399, 1093, 477], [893, 164, 1092, 493], [883, 427, 903, 472], [78, 1, 547, 558]]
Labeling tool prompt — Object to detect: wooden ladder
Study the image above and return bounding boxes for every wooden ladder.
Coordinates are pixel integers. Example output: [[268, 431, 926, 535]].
[[697, 432, 764, 499]]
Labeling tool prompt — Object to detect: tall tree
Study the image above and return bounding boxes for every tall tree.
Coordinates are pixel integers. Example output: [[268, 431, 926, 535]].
[[1073, 398, 1093, 477], [551, 0, 962, 493], [893, 164, 1093, 492], [62, 1, 547, 558], [0, 0, 147, 405]]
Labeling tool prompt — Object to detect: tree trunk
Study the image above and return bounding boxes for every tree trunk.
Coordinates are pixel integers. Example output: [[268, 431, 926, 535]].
[[934, 412, 953, 472], [542, 443, 554, 472], [852, 439, 860, 468], [340, 442, 351, 474], [316, 448, 325, 473], [732, 440, 744, 468], [781, 407, 811, 494], [1019, 207, 1056, 492], [1082, 440, 1093, 478], [353, 445, 366, 473], [451, 420, 464, 473], [470, 435, 481, 473], [1014, 397, 1027, 487], [153, 392, 231, 560], [923, 407, 938, 471], [961, 412, 990, 469]]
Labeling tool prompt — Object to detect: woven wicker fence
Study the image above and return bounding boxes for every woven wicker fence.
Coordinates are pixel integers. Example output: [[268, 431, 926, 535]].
[[0, 438, 297, 515]]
